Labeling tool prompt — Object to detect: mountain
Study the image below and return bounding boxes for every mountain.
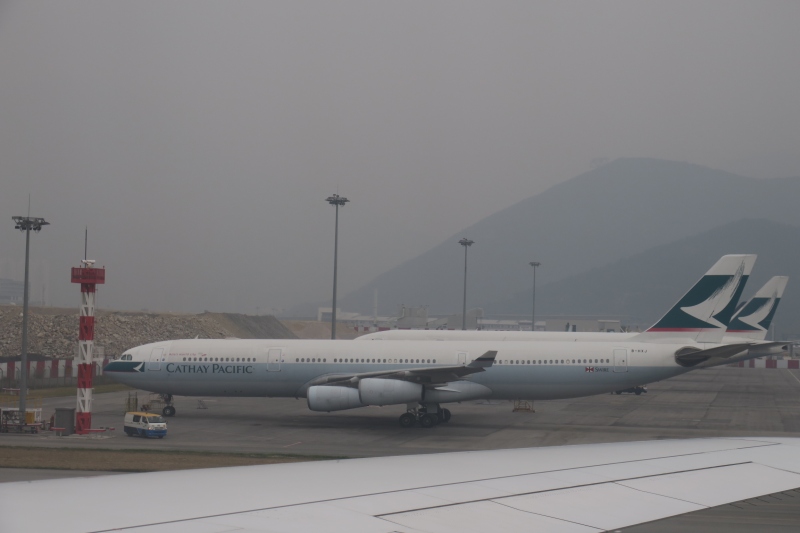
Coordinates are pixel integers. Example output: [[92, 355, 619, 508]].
[[338, 158, 800, 315], [487, 218, 800, 339]]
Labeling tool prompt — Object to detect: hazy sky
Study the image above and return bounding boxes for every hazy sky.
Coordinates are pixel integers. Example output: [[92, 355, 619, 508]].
[[1, 2, 799, 314]]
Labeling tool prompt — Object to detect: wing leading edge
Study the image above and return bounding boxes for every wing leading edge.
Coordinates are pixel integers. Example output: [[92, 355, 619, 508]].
[[304, 350, 498, 389]]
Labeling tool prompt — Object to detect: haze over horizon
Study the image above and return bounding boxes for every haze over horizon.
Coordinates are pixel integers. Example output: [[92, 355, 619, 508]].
[[1, 2, 799, 315]]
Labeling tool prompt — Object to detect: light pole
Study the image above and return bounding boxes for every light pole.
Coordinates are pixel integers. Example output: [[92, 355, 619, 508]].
[[12, 215, 49, 423], [529, 261, 541, 331], [326, 194, 349, 339], [458, 238, 474, 330]]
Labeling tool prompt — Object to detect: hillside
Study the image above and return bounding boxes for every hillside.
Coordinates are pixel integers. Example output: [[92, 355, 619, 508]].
[[0, 307, 297, 359], [337, 158, 800, 315], [488, 219, 800, 338]]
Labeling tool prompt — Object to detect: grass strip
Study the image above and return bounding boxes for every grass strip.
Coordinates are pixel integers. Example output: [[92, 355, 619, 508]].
[[0, 446, 345, 472]]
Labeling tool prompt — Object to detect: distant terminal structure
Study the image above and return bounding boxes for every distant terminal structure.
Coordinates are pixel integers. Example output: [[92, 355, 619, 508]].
[[70, 259, 105, 434], [0, 278, 24, 304], [319, 305, 631, 334]]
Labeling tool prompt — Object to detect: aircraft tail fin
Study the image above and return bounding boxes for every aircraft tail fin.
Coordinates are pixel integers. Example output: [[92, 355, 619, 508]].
[[632, 254, 756, 343], [726, 276, 788, 340]]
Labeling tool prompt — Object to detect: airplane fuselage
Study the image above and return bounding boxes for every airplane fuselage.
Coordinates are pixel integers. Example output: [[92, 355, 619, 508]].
[[106, 338, 698, 402]]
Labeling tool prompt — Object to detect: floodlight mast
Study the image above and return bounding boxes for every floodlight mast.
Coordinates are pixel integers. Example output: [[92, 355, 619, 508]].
[[12, 216, 49, 422], [529, 261, 541, 331], [326, 194, 349, 339], [458, 238, 474, 330]]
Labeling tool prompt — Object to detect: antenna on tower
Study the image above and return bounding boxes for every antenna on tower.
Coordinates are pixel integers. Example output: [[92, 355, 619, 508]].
[[84, 227, 88, 261]]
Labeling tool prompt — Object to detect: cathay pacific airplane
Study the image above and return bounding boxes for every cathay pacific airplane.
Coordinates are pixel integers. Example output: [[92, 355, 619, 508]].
[[357, 276, 789, 352], [105, 254, 785, 428]]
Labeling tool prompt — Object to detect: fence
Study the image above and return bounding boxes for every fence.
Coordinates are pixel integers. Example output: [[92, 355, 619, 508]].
[[0, 358, 112, 390]]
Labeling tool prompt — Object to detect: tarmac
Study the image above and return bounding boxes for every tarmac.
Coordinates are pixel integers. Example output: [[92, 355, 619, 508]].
[[3, 366, 800, 530]]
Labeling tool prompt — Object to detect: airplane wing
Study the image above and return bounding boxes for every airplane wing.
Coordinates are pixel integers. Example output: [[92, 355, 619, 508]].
[[305, 350, 497, 388], [3, 437, 800, 532]]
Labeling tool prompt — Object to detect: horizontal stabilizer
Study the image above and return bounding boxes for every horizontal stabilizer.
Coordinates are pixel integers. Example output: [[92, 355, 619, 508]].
[[745, 341, 789, 356], [675, 343, 755, 366]]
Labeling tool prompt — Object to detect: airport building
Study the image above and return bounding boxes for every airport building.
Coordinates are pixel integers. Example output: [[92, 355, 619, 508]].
[[0, 278, 24, 305], [320, 305, 630, 334]]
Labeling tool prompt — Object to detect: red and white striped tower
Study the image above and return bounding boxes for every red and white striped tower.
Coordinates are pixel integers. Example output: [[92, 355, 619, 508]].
[[70, 260, 105, 434]]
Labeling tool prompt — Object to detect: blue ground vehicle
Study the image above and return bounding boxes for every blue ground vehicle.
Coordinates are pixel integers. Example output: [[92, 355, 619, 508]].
[[124, 411, 167, 438]]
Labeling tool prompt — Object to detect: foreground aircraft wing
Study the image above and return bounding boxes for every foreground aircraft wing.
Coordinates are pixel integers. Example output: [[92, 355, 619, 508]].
[[4, 437, 800, 532], [306, 350, 497, 388]]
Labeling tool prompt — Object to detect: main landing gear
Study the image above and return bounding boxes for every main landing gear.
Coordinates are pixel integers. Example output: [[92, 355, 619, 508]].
[[161, 394, 176, 417], [398, 404, 451, 428]]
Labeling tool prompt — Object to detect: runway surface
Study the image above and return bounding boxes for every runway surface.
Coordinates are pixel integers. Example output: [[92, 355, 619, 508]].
[[3, 366, 800, 458]]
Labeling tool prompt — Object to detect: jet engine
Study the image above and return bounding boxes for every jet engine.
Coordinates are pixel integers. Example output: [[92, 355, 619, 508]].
[[358, 378, 423, 406], [307, 386, 364, 412]]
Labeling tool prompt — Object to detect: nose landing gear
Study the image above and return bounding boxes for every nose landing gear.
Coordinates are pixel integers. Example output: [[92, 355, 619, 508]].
[[397, 404, 452, 428]]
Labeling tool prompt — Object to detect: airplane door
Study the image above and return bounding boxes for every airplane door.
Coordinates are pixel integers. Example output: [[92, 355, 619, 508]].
[[148, 348, 165, 371], [267, 349, 282, 372], [457, 352, 467, 365], [613, 349, 628, 373]]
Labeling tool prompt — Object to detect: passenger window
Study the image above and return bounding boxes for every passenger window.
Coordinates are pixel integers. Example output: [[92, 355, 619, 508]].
[[133, 415, 140, 423]]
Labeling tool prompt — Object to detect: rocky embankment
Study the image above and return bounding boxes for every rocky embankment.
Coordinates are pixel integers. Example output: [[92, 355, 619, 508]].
[[0, 306, 297, 359]]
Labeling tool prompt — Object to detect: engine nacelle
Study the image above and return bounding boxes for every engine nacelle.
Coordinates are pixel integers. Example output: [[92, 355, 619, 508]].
[[358, 378, 423, 406], [307, 386, 365, 412], [424, 381, 492, 403]]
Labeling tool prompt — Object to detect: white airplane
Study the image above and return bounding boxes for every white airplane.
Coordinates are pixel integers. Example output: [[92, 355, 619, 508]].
[[357, 276, 789, 350], [3, 436, 800, 532], [105, 254, 785, 428]]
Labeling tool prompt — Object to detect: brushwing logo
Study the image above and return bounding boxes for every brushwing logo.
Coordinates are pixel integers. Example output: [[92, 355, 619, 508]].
[[679, 261, 746, 330], [649, 260, 748, 332], [133, 362, 144, 372], [730, 292, 778, 332]]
